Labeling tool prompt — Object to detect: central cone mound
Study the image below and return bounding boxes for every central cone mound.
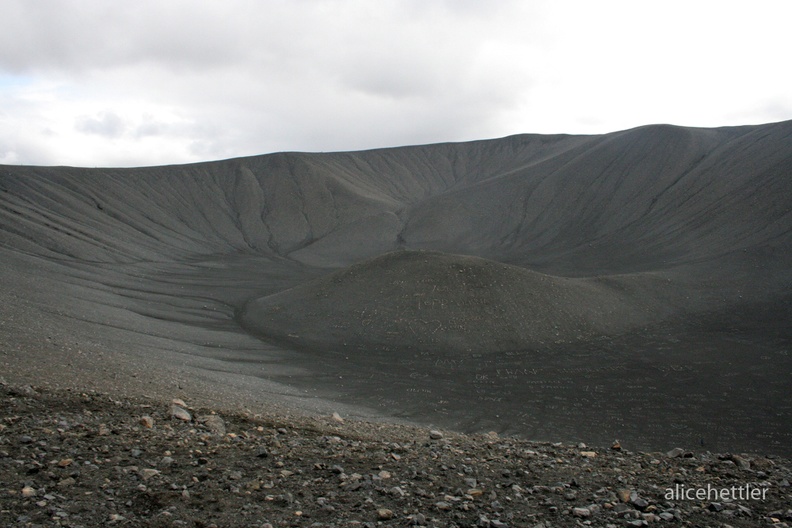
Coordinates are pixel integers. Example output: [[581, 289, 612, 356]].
[[239, 250, 660, 354]]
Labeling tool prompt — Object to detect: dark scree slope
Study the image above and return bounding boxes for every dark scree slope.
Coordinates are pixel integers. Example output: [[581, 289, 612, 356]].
[[1, 120, 792, 454]]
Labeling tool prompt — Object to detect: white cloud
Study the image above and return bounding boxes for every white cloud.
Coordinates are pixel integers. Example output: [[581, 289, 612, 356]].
[[0, 0, 790, 167]]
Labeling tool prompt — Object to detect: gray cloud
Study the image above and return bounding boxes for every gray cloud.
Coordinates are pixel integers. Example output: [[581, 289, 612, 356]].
[[0, 0, 791, 167], [0, 1, 247, 73], [75, 111, 126, 138]]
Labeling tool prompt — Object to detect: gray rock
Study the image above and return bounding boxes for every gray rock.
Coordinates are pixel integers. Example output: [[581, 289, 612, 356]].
[[139, 468, 160, 481], [57, 477, 76, 488], [197, 414, 226, 435], [616, 488, 632, 502], [616, 507, 641, 519], [170, 404, 191, 421], [407, 513, 426, 525], [730, 454, 751, 470], [19, 385, 39, 397], [735, 508, 755, 520], [666, 447, 685, 458]]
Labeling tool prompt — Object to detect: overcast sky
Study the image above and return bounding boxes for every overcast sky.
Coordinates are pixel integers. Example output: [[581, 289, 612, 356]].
[[1, 0, 790, 167]]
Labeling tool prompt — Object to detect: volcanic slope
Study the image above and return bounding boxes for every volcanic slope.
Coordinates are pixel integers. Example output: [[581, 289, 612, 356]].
[[1, 120, 792, 454], [1, 121, 790, 273]]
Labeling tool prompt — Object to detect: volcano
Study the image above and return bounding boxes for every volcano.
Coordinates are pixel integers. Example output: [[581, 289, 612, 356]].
[[2, 121, 791, 454]]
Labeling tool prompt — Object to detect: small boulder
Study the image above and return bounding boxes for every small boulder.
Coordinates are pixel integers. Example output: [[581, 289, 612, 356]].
[[666, 447, 685, 458], [197, 414, 226, 435], [730, 454, 751, 470], [140, 468, 160, 480], [170, 404, 192, 422], [617, 489, 632, 502]]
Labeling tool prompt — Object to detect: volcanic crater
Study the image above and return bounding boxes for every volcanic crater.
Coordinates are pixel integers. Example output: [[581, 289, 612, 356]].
[[2, 121, 792, 454]]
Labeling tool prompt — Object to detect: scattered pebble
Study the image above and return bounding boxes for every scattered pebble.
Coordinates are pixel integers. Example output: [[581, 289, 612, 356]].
[[0, 383, 789, 528]]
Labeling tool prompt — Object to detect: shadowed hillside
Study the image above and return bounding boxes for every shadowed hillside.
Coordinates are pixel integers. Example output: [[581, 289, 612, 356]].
[[239, 250, 675, 354], [1, 121, 791, 455]]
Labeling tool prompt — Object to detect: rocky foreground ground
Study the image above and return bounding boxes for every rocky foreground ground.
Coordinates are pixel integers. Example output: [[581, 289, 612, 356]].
[[1, 382, 790, 528]]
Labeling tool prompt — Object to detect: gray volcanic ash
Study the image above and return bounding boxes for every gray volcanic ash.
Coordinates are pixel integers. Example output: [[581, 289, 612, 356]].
[[1, 121, 791, 455]]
